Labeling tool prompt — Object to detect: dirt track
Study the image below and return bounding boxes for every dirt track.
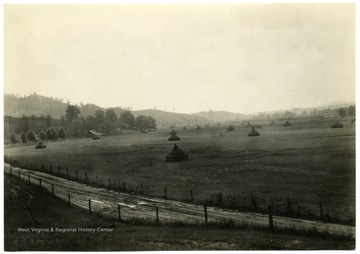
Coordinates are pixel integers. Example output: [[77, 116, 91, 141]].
[[4, 164, 355, 239]]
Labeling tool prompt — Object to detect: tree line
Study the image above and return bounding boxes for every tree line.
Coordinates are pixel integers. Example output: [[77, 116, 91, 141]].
[[63, 106, 156, 136], [254, 106, 355, 120], [8, 105, 156, 143]]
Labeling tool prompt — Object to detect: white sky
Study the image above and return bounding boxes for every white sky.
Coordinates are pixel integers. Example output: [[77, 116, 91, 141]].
[[4, 3, 355, 114]]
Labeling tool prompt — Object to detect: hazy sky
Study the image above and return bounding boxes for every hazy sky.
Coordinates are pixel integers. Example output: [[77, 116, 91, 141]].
[[4, 4, 355, 114]]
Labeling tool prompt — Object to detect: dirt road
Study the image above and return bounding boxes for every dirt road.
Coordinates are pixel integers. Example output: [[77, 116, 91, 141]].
[[4, 164, 355, 238]]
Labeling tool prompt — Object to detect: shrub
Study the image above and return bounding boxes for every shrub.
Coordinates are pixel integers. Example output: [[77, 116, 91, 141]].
[[10, 134, 17, 143], [20, 132, 27, 143], [26, 130, 37, 142], [227, 125, 235, 131], [46, 127, 59, 140], [58, 127, 67, 139], [39, 130, 48, 140]]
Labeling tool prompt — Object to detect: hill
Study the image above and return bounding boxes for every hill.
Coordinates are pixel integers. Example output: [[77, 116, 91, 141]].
[[4, 93, 68, 118], [4, 94, 212, 126], [193, 110, 247, 123], [133, 109, 209, 126], [4, 93, 126, 119]]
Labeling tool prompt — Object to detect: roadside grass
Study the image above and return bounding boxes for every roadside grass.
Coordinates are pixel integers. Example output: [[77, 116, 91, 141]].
[[4, 174, 355, 251]]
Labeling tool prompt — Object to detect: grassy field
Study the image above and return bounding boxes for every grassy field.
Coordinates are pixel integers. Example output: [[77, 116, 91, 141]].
[[4, 174, 355, 250], [4, 118, 355, 223]]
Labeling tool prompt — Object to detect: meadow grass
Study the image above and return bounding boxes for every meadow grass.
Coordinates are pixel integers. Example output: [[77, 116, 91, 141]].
[[4, 118, 355, 223]]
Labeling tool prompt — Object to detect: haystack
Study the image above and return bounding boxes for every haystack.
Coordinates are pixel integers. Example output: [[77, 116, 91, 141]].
[[283, 121, 291, 127], [248, 126, 260, 136], [270, 121, 276, 125], [227, 125, 235, 131], [166, 144, 189, 162], [247, 122, 252, 127], [35, 141, 46, 149], [331, 121, 343, 128], [168, 135, 180, 141], [196, 125, 201, 131], [168, 129, 180, 141]]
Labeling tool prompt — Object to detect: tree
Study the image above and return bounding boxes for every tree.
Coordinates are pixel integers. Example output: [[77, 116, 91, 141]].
[[135, 115, 149, 129], [72, 119, 85, 137], [105, 109, 118, 123], [147, 116, 157, 129], [104, 109, 118, 133], [339, 108, 347, 118], [135, 115, 156, 130], [26, 130, 37, 142], [46, 127, 59, 140], [348, 106, 355, 117], [22, 115, 29, 132], [39, 130, 48, 140], [85, 115, 97, 130], [95, 109, 105, 123], [120, 111, 135, 128], [45, 115, 53, 127], [58, 127, 67, 139], [65, 105, 81, 122], [10, 134, 17, 144], [20, 132, 27, 143]]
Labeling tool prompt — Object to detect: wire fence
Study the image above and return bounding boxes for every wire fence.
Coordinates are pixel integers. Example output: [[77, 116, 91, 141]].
[[4, 155, 355, 238]]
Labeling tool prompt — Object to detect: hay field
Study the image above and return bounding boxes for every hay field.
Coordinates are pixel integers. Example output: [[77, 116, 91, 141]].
[[4, 119, 355, 223]]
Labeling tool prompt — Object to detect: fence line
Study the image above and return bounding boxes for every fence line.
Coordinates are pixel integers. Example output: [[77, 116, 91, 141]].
[[3, 156, 354, 226], [4, 166, 355, 238]]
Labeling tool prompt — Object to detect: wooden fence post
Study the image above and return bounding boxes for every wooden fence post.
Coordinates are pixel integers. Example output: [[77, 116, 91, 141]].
[[320, 201, 324, 220], [52, 184, 54, 197], [85, 172, 88, 182], [28, 174, 31, 185], [190, 190, 193, 202], [108, 179, 111, 188], [76, 170, 78, 181], [156, 207, 159, 226], [118, 204, 121, 221], [89, 199, 92, 216], [164, 186, 168, 199], [268, 205, 274, 232], [67, 168, 69, 178], [141, 183, 144, 194], [39, 178, 42, 189], [68, 193, 71, 206], [204, 205, 208, 226]]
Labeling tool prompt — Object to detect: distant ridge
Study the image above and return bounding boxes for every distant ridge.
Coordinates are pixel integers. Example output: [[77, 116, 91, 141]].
[[132, 109, 209, 125], [4, 93, 355, 125], [4, 94, 208, 125], [4, 93, 126, 120], [193, 110, 246, 122]]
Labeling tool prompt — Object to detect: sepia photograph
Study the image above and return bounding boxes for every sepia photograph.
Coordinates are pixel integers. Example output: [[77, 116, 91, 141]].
[[2, 1, 356, 251]]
